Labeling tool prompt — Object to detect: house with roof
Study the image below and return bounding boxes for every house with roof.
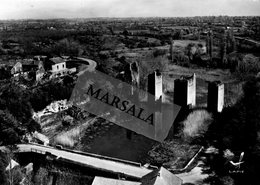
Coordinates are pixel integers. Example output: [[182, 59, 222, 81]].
[[49, 57, 67, 78], [11, 59, 40, 80], [11, 61, 23, 76]]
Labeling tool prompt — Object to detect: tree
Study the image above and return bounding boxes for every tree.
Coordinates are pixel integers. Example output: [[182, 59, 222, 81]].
[[236, 54, 260, 79], [0, 151, 8, 185], [0, 110, 23, 145], [0, 68, 11, 80], [220, 30, 228, 66], [52, 38, 82, 56], [169, 37, 174, 62], [207, 76, 260, 185], [0, 83, 33, 123], [186, 43, 196, 61], [0, 83, 41, 136]]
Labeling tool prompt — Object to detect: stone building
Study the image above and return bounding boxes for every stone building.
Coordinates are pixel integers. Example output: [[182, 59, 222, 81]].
[[207, 81, 224, 113], [147, 70, 163, 102], [174, 74, 196, 107]]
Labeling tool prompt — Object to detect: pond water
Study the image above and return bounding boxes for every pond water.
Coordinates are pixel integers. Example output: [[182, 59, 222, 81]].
[[82, 124, 157, 162]]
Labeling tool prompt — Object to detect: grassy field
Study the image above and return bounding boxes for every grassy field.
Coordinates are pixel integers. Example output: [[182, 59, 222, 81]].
[[172, 40, 206, 48]]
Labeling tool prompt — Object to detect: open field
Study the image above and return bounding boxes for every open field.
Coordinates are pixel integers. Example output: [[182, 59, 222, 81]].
[[172, 40, 206, 47]]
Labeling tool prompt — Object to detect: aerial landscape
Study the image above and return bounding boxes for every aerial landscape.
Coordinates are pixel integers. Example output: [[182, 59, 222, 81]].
[[0, 0, 260, 185]]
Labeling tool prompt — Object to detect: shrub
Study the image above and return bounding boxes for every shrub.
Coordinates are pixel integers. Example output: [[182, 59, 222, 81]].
[[54, 127, 81, 148], [11, 167, 24, 185], [55, 134, 75, 148], [147, 140, 200, 168], [182, 110, 212, 140], [153, 49, 167, 57], [236, 54, 260, 78], [55, 135, 74, 147], [62, 115, 74, 127]]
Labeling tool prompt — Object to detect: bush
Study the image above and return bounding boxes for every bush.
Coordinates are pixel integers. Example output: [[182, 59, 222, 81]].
[[62, 115, 74, 127], [147, 140, 200, 168], [182, 110, 213, 140], [235, 54, 260, 79], [54, 127, 81, 148], [55, 135, 75, 148], [153, 49, 167, 57], [12, 167, 24, 185]]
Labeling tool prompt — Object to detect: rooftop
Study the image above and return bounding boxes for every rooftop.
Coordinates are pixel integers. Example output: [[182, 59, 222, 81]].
[[92, 177, 141, 185], [49, 57, 65, 64]]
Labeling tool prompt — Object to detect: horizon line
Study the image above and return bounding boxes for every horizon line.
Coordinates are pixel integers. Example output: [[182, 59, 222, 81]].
[[1, 15, 260, 21]]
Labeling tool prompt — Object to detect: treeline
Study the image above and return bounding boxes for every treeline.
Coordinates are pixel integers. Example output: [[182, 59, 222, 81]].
[[170, 41, 260, 80], [0, 27, 187, 57], [0, 29, 98, 43], [0, 29, 102, 56], [20, 38, 85, 57]]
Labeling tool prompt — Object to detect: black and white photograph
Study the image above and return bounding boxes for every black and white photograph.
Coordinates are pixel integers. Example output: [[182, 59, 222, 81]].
[[0, 0, 260, 184]]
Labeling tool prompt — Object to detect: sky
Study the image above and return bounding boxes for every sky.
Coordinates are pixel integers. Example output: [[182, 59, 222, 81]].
[[0, 0, 260, 20]]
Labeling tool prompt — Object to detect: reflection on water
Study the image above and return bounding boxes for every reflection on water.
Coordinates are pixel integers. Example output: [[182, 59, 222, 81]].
[[83, 124, 157, 162]]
